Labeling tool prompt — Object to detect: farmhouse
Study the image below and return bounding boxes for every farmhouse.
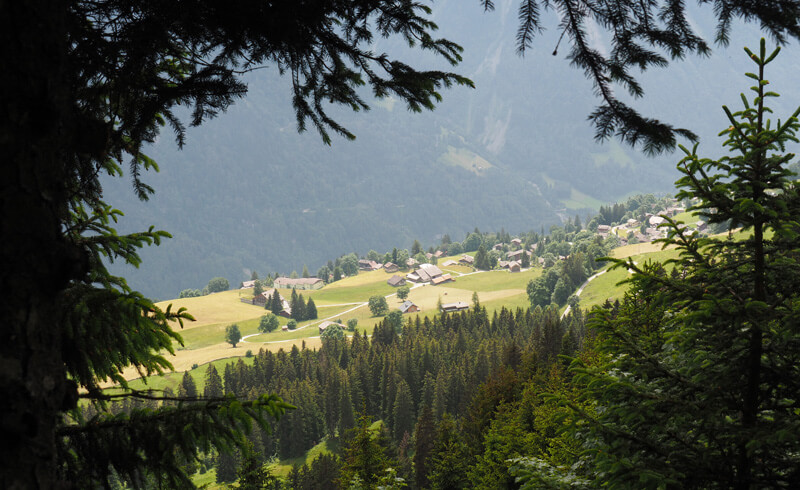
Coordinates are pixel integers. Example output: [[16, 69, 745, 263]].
[[399, 300, 420, 314], [459, 255, 475, 265], [273, 277, 324, 290], [407, 263, 444, 283], [431, 273, 454, 285], [441, 259, 459, 267], [383, 262, 399, 273], [440, 301, 469, 313], [252, 288, 284, 306], [241, 280, 256, 289], [506, 249, 529, 261], [358, 259, 381, 271], [318, 320, 344, 334], [387, 275, 406, 287]]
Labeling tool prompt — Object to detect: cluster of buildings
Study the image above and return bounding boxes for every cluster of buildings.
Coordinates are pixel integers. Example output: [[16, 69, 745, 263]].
[[597, 204, 707, 244]]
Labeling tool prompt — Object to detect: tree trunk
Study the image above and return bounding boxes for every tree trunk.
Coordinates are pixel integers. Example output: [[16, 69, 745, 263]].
[[0, 1, 80, 487]]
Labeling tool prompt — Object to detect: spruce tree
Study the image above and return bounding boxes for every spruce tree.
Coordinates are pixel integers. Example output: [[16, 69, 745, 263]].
[[474, 244, 489, 270], [554, 40, 800, 489], [204, 365, 224, 399], [305, 298, 318, 320], [177, 371, 198, 399]]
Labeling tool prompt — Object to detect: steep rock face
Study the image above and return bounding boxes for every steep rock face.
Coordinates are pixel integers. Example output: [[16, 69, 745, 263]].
[[103, 4, 800, 300]]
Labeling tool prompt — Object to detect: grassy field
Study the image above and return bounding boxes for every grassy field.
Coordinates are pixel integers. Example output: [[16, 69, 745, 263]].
[[579, 246, 684, 310], [128, 259, 549, 388]]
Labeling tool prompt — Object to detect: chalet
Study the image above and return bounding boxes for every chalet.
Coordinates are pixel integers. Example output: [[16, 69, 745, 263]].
[[406, 258, 419, 269], [507, 261, 521, 273], [440, 301, 469, 313], [434, 250, 445, 258], [627, 218, 639, 227], [399, 300, 420, 314], [359, 259, 381, 271], [273, 277, 324, 290], [649, 215, 667, 226], [510, 238, 523, 248], [420, 263, 443, 276], [441, 259, 458, 267], [383, 262, 399, 273], [507, 249, 529, 261], [431, 273, 454, 285], [318, 320, 344, 334], [241, 280, 256, 289], [387, 275, 406, 287], [252, 288, 283, 306], [281, 325, 289, 331], [696, 220, 707, 231], [407, 264, 444, 284], [459, 255, 475, 265], [597, 224, 611, 234]]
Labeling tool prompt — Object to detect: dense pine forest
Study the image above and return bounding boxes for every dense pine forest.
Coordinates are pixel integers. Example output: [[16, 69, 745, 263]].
[[99, 304, 589, 488]]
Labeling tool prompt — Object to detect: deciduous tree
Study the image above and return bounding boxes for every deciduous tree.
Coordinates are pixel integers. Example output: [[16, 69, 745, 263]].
[[369, 295, 390, 317], [225, 324, 242, 348]]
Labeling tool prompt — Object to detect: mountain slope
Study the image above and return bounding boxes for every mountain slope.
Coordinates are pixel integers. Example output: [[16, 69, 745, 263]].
[[104, 1, 800, 299]]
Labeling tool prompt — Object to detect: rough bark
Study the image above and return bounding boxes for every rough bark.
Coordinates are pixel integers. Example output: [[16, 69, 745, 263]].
[[0, 1, 80, 487]]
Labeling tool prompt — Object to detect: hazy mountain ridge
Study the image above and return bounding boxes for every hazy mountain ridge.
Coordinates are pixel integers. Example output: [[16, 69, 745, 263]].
[[104, 3, 800, 300]]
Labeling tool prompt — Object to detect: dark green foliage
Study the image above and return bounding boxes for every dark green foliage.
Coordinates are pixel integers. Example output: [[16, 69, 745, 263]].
[[206, 277, 230, 293], [259, 314, 280, 333], [368, 295, 390, 317], [237, 442, 281, 490], [427, 415, 471, 490], [396, 286, 410, 301], [269, 290, 283, 315], [290, 289, 306, 321], [386, 310, 404, 334], [295, 453, 343, 490], [2, 0, 472, 483], [201, 304, 586, 483], [177, 372, 198, 399], [474, 244, 490, 270], [225, 324, 242, 348], [559, 41, 800, 488], [497, 1, 800, 154], [204, 365, 224, 398], [321, 323, 345, 341], [413, 405, 436, 489], [216, 450, 238, 484], [305, 298, 318, 321], [339, 416, 397, 488], [411, 240, 422, 256]]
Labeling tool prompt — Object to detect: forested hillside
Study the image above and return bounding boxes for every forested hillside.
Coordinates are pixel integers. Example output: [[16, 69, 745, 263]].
[[100, 305, 589, 487], [101, 2, 800, 300]]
